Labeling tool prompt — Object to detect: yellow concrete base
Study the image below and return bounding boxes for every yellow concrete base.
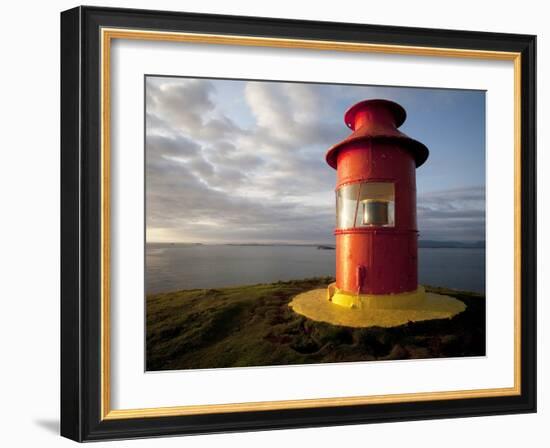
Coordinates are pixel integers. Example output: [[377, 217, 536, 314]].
[[289, 285, 466, 328], [328, 284, 430, 310]]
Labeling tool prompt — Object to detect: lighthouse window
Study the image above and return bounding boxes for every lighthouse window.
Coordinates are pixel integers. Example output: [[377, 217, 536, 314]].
[[336, 182, 395, 229], [336, 183, 360, 229]]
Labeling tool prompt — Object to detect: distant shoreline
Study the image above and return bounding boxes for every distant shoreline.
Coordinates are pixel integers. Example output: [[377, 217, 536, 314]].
[[147, 241, 486, 249]]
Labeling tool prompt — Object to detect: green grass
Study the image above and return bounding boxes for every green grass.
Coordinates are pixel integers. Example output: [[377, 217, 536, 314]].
[[146, 277, 485, 371]]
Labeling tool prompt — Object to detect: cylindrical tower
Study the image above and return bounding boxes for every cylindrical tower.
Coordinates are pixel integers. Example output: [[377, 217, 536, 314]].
[[325, 99, 429, 307]]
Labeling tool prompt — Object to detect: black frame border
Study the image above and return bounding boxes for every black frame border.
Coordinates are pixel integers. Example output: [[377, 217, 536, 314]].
[[61, 6, 536, 442]]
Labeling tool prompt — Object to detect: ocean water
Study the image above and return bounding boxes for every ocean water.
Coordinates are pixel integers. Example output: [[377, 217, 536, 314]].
[[146, 244, 485, 295]]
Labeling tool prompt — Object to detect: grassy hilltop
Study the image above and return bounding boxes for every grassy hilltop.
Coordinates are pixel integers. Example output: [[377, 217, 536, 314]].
[[146, 277, 485, 371]]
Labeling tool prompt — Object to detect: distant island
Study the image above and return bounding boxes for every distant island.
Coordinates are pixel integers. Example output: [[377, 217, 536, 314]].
[[147, 240, 485, 249], [419, 240, 485, 249]]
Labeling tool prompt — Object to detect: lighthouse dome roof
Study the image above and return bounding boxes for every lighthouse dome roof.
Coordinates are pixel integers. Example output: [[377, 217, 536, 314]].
[[325, 99, 429, 169]]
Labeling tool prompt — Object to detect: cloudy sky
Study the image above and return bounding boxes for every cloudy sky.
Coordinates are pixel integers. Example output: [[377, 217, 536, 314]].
[[145, 76, 485, 244]]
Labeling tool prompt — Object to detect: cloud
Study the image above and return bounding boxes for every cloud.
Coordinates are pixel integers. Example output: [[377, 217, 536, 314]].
[[145, 76, 485, 244], [244, 81, 344, 149], [417, 187, 485, 241], [146, 78, 243, 140], [145, 76, 341, 243]]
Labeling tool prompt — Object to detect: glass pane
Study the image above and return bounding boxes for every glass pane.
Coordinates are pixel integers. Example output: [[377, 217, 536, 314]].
[[336, 183, 360, 229], [336, 182, 395, 229]]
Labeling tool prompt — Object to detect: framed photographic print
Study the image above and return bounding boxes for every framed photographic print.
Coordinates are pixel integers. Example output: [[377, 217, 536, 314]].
[[60, 6, 537, 442]]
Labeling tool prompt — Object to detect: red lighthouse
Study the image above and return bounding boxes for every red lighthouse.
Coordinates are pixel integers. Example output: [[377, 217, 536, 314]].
[[289, 98, 466, 327], [326, 99, 429, 307]]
